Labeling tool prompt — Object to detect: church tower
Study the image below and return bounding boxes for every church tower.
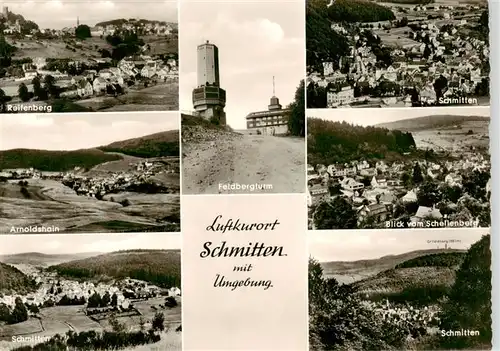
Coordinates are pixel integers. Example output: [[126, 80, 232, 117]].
[[77, 17, 80, 26]]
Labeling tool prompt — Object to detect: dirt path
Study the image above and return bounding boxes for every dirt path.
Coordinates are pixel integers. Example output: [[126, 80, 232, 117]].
[[182, 134, 305, 194]]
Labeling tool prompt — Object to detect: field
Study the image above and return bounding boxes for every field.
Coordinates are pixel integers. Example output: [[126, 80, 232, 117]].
[[74, 82, 179, 112], [0, 157, 180, 233], [373, 26, 421, 47], [0, 299, 181, 350], [8, 36, 177, 61], [411, 121, 489, 151], [376, 115, 490, 152]]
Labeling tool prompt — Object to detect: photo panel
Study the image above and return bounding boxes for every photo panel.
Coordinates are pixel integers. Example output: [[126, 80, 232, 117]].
[[182, 194, 308, 351], [0, 112, 180, 234], [0, 233, 182, 350], [306, 106, 491, 230], [0, 0, 178, 114], [180, 0, 306, 195], [306, 0, 490, 109], [308, 228, 492, 350]]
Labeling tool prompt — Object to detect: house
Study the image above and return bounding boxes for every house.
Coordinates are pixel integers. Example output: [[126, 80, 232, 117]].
[[402, 189, 418, 203], [168, 287, 181, 297], [371, 176, 387, 188], [77, 79, 93, 97], [358, 203, 389, 224], [141, 65, 157, 78], [327, 86, 354, 107], [341, 177, 364, 191], [99, 69, 113, 79], [307, 184, 329, 206], [445, 174, 462, 187], [412, 206, 443, 222], [93, 77, 107, 93]]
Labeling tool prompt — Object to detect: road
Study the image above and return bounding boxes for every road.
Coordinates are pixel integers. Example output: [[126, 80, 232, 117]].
[[182, 134, 305, 194]]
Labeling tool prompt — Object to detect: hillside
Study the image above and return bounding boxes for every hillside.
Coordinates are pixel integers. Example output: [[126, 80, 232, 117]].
[[182, 114, 305, 194], [95, 19, 174, 27], [376, 115, 490, 132], [48, 249, 181, 288], [327, 0, 396, 23], [0, 148, 121, 172], [0, 252, 100, 267], [321, 249, 464, 278], [307, 117, 416, 165], [98, 130, 180, 158], [0, 262, 37, 294], [323, 249, 467, 305]]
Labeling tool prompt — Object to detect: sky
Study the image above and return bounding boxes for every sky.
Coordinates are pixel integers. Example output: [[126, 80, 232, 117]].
[[0, 112, 179, 150], [1, 0, 177, 29], [179, 0, 305, 129], [309, 228, 488, 262], [0, 233, 180, 255], [307, 106, 491, 127]]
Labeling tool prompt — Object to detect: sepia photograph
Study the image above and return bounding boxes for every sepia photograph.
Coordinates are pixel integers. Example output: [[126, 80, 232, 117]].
[[0, 112, 180, 234], [309, 228, 492, 351], [0, 233, 181, 351], [306, 0, 490, 109], [307, 106, 490, 230], [0, 0, 178, 114], [179, 0, 306, 195]]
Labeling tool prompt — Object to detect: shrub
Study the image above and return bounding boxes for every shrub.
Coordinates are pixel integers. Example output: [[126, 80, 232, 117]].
[[120, 199, 131, 207]]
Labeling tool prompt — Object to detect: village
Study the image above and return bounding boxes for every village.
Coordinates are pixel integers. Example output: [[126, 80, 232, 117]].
[[0, 7, 178, 112], [307, 3, 489, 108], [0, 267, 181, 313], [0, 158, 180, 199], [307, 150, 491, 229]]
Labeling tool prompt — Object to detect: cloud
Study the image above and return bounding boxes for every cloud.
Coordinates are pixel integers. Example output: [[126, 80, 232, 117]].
[[257, 19, 284, 42], [1, 114, 54, 128]]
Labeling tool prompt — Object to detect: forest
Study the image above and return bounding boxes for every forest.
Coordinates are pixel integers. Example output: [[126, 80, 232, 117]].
[[0, 149, 120, 172], [47, 250, 181, 289], [307, 117, 416, 165]]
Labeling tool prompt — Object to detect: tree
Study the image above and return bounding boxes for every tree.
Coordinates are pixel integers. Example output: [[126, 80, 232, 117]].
[[0, 88, 9, 112], [32, 76, 48, 100], [75, 25, 91, 40], [433, 75, 448, 103], [438, 235, 491, 349], [308, 258, 406, 350], [152, 312, 165, 331], [0, 34, 16, 67], [0, 303, 10, 322], [18, 83, 30, 102], [111, 293, 118, 307], [412, 163, 423, 184], [9, 297, 28, 324], [44, 75, 59, 98], [417, 181, 442, 207], [287, 80, 305, 137], [109, 314, 125, 333], [313, 197, 357, 229], [102, 292, 111, 307], [87, 292, 102, 308]]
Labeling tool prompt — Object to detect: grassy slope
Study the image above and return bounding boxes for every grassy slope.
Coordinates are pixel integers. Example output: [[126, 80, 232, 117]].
[[0, 131, 180, 171], [376, 115, 490, 132]]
